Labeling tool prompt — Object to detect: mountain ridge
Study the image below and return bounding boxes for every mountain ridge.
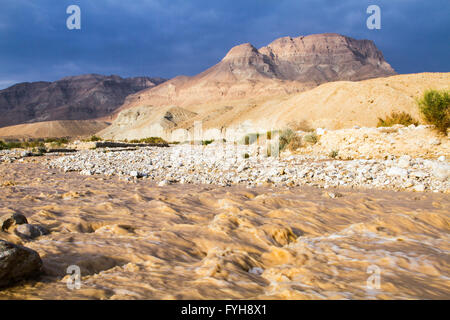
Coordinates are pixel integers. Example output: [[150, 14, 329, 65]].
[[0, 74, 166, 128], [115, 33, 396, 115]]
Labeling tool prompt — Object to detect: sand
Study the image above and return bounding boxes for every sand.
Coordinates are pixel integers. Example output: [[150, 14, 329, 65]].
[[0, 158, 449, 299]]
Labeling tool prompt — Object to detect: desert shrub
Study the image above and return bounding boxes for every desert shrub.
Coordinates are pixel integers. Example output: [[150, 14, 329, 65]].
[[202, 140, 214, 146], [279, 129, 295, 151], [329, 150, 339, 159], [303, 133, 318, 144], [44, 137, 69, 146], [287, 120, 314, 132], [86, 135, 102, 142], [243, 153, 250, 159], [418, 89, 450, 135], [377, 111, 419, 127], [278, 129, 303, 152], [0, 140, 45, 150], [129, 137, 167, 144]]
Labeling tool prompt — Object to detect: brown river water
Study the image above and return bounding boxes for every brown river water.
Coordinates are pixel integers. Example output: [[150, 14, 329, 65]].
[[0, 160, 449, 299]]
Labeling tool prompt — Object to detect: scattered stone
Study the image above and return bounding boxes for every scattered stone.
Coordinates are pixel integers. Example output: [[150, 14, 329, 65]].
[[0, 213, 28, 231], [45, 142, 449, 193], [386, 167, 408, 178], [397, 155, 411, 168], [429, 138, 441, 146], [158, 180, 169, 187], [248, 267, 264, 275], [0, 240, 43, 288], [130, 171, 139, 178], [316, 128, 326, 135], [326, 192, 343, 199], [15, 224, 50, 239], [413, 184, 426, 192], [431, 162, 450, 181]]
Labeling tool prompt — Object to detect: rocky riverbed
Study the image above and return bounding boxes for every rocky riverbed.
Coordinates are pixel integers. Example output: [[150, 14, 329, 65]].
[[41, 143, 450, 193]]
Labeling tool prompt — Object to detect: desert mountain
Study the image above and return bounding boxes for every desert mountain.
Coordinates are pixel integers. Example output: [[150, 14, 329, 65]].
[[100, 72, 450, 141], [0, 74, 166, 128], [113, 33, 396, 114], [100, 33, 405, 140]]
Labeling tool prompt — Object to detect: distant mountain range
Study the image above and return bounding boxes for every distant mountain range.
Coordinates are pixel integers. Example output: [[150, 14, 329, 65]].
[[0, 74, 166, 128]]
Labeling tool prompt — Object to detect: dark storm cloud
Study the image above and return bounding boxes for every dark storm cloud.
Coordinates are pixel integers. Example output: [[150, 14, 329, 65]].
[[0, 0, 449, 88]]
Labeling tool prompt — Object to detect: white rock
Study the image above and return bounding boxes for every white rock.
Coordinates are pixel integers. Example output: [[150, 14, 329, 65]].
[[249, 267, 264, 275], [130, 171, 139, 177], [386, 167, 408, 178], [429, 138, 441, 146], [397, 155, 411, 168], [316, 128, 327, 136], [413, 184, 425, 192], [431, 162, 450, 181], [158, 180, 169, 186], [80, 169, 93, 176]]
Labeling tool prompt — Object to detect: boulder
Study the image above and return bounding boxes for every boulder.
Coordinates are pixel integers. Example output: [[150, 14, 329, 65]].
[[0, 213, 28, 231], [0, 240, 43, 287], [15, 224, 50, 240], [386, 167, 408, 178]]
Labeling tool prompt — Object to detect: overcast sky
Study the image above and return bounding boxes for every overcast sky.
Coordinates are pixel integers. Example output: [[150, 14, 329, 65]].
[[0, 0, 449, 89]]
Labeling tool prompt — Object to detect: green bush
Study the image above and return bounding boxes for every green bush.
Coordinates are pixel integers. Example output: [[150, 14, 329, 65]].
[[303, 133, 318, 144], [85, 135, 102, 142], [418, 89, 450, 135], [44, 137, 69, 146], [129, 137, 167, 144], [329, 150, 339, 159], [377, 111, 419, 127], [279, 128, 302, 152], [201, 140, 214, 146], [0, 140, 45, 150]]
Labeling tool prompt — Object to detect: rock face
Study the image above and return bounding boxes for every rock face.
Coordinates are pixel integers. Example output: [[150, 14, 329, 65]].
[[0, 74, 166, 128], [0, 240, 43, 288], [219, 33, 396, 83], [257, 33, 395, 82]]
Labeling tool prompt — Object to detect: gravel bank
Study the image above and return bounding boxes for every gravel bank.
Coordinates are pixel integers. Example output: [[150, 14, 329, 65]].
[[40, 143, 450, 193]]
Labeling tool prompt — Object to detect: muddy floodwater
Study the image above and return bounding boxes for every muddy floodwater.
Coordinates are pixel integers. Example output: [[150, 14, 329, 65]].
[[0, 161, 449, 299]]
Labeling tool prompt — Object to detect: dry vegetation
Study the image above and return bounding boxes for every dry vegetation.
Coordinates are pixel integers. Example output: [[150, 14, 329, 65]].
[[377, 111, 419, 128]]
